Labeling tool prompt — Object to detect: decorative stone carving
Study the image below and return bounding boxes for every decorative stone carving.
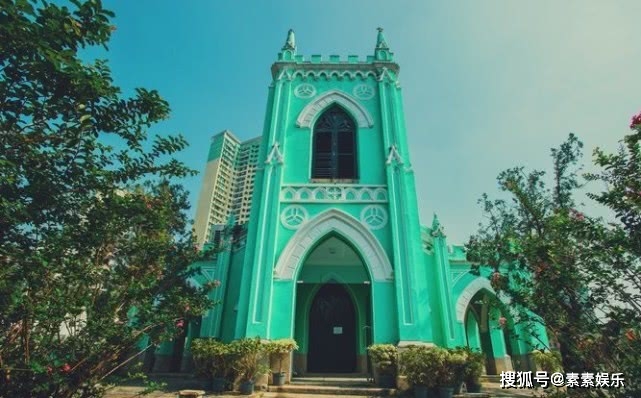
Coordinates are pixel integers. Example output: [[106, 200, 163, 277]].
[[296, 90, 374, 128], [353, 84, 374, 100], [280, 205, 308, 229], [294, 83, 316, 98], [360, 205, 388, 230], [292, 70, 377, 81], [274, 209, 394, 281], [281, 185, 388, 203], [264, 141, 284, 165]]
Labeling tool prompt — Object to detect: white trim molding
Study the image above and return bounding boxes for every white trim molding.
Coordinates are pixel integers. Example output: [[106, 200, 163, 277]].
[[456, 278, 493, 322], [281, 184, 388, 203], [296, 90, 374, 129], [455, 277, 512, 322], [274, 209, 393, 282]]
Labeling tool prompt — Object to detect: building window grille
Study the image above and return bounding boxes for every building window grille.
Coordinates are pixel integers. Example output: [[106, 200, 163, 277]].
[[311, 105, 357, 180]]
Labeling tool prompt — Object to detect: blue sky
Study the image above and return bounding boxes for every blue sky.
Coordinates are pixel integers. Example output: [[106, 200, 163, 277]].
[[96, 0, 641, 244]]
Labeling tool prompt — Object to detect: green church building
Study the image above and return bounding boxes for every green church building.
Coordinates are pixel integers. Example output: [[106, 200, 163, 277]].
[[151, 29, 549, 377]]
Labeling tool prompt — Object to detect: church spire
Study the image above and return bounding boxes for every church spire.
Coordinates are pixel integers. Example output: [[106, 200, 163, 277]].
[[431, 213, 446, 238], [282, 29, 296, 52], [374, 27, 393, 61], [375, 27, 389, 50]]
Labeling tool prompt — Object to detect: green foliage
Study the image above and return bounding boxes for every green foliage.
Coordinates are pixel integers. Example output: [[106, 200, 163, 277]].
[[0, 1, 217, 396], [228, 338, 269, 383], [264, 338, 298, 374], [455, 347, 484, 384], [532, 350, 563, 373], [399, 345, 447, 388], [467, 123, 641, 397], [439, 350, 467, 387], [191, 339, 232, 379], [367, 344, 398, 375]]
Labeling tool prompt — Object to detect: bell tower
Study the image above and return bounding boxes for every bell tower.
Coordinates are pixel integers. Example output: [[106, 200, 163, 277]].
[[232, 30, 442, 371]]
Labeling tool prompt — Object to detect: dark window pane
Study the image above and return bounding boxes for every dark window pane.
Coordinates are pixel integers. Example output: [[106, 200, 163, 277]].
[[312, 105, 357, 179], [315, 133, 332, 153], [337, 154, 356, 179], [337, 131, 354, 153]]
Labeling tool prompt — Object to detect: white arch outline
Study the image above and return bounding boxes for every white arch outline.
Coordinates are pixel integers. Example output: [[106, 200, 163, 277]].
[[296, 90, 374, 129], [455, 277, 512, 322], [274, 209, 393, 281]]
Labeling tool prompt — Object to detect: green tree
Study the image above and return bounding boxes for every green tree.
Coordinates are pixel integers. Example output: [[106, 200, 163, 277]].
[[467, 123, 641, 396], [0, 1, 216, 396]]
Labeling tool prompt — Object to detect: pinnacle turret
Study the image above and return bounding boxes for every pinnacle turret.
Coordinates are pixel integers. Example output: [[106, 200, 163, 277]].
[[375, 27, 389, 50], [282, 29, 296, 52], [431, 213, 446, 238], [374, 27, 393, 61]]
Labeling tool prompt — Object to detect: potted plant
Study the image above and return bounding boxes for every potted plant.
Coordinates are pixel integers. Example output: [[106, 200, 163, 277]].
[[265, 338, 298, 386], [461, 348, 484, 393], [532, 350, 563, 373], [229, 337, 269, 395], [448, 347, 472, 394], [367, 344, 398, 388], [437, 350, 467, 398], [191, 338, 232, 392], [400, 345, 447, 398]]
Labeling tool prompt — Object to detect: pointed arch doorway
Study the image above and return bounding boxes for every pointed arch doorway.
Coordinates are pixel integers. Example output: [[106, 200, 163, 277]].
[[292, 231, 374, 375], [307, 283, 357, 373]]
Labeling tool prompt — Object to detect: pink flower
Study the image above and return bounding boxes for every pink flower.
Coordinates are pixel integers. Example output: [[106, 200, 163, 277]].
[[176, 320, 185, 328], [626, 329, 636, 342], [570, 209, 585, 221], [46, 366, 53, 375], [498, 317, 507, 327], [630, 112, 641, 129], [61, 363, 71, 373]]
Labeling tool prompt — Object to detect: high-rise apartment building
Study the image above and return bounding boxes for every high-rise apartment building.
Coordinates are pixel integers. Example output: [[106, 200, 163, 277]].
[[193, 130, 261, 247]]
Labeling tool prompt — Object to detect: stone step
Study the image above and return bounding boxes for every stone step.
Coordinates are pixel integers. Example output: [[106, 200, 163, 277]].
[[268, 383, 396, 396], [265, 390, 491, 398], [480, 375, 501, 382], [263, 393, 387, 398], [290, 376, 375, 388]]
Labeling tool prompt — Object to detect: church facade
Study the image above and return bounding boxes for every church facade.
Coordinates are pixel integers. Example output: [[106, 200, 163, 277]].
[[152, 29, 549, 376]]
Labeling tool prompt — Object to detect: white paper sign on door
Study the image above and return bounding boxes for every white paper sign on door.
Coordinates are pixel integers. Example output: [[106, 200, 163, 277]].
[[333, 326, 343, 335]]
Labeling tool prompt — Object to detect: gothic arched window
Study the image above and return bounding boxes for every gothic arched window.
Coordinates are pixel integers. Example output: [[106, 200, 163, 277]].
[[311, 105, 358, 180]]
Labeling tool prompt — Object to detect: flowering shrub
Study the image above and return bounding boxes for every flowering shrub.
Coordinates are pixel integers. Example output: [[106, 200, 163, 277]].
[[400, 345, 447, 388], [191, 339, 233, 379], [630, 111, 641, 129], [367, 344, 398, 375], [468, 125, 641, 397], [264, 339, 298, 374]]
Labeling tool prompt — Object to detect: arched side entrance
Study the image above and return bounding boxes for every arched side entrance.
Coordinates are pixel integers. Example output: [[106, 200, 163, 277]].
[[457, 279, 518, 374], [463, 292, 509, 374]]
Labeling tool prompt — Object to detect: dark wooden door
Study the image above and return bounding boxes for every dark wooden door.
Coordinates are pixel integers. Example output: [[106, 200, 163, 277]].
[[307, 284, 357, 373]]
